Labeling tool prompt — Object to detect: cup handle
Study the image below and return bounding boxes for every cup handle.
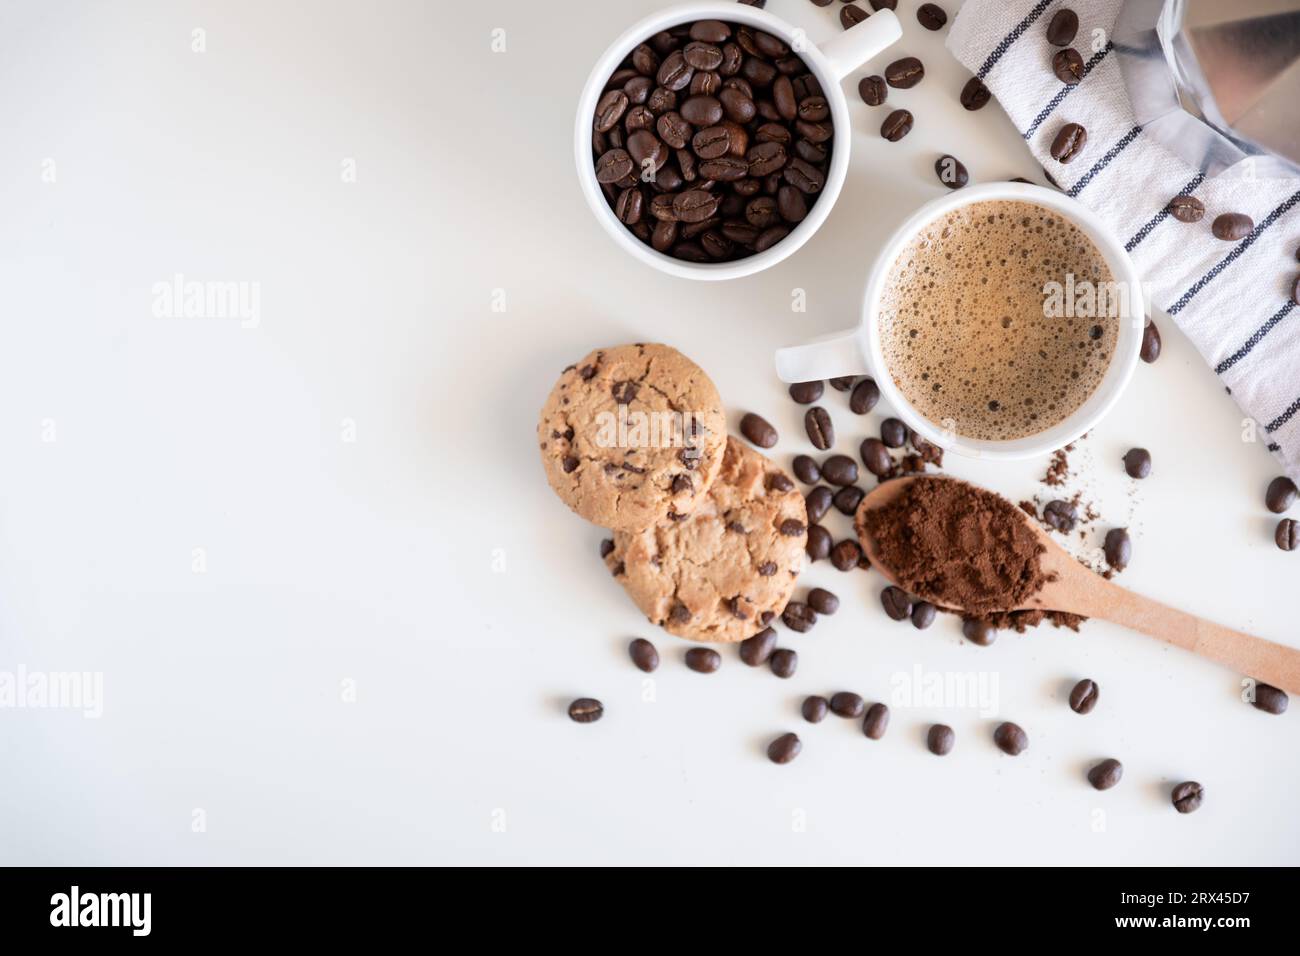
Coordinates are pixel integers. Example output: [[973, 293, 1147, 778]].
[[815, 10, 902, 81], [774, 328, 869, 383]]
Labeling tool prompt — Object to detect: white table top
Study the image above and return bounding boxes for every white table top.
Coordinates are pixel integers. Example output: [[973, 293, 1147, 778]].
[[1, 0, 1294, 865]]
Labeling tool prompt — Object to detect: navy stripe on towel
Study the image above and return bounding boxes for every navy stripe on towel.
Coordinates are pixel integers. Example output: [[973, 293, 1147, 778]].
[[1267, 396, 1300, 434], [1215, 301, 1297, 374], [976, 0, 1054, 79], [1067, 126, 1142, 198], [1124, 172, 1206, 252]]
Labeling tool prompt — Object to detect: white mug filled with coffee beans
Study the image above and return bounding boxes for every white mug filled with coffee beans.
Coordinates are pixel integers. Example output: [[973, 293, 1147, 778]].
[[574, 3, 901, 280], [775, 182, 1147, 459]]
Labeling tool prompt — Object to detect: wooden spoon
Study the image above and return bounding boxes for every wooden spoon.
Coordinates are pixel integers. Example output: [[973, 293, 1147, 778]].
[[857, 474, 1300, 696]]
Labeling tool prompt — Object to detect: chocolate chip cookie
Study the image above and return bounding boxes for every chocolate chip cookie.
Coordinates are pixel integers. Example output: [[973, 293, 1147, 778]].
[[539, 344, 726, 531], [604, 437, 807, 642]]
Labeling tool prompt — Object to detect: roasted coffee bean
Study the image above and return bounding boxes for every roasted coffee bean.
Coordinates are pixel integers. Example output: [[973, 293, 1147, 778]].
[[600, 538, 615, 559], [1052, 47, 1084, 85], [777, 185, 809, 222], [656, 111, 691, 149], [829, 376, 855, 392], [796, 96, 829, 123], [805, 406, 834, 449], [595, 148, 634, 183], [880, 417, 908, 448], [1043, 499, 1078, 532], [850, 377, 881, 414], [789, 380, 824, 404], [657, 51, 694, 92], [993, 722, 1028, 756], [858, 74, 887, 106], [632, 43, 660, 76], [770, 74, 796, 121], [691, 125, 729, 160], [802, 695, 829, 723], [770, 647, 798, 678], [782, 602, 817, 633], [690, 20, 730, 42], [935, 154, 969, 189], [860, 437, 892, 476], [673, 188, 720, 222], [680, 94, 723, 126], [647, 85, 677, 113], [745, 195, 779, 228], [1171, 781, 1204, 814], [880, 586, 912, 621], [568, 698, 603, 723], [784, 157, 826, 194], [830, 691, 865, 718], [1050, 122, 1087, 162], [1266, 476, 1298, 513], [1140, 320, 1162, 363], [792, 454, 821, 485], [1104, 527, 1132, 570], [806, 522, 833, 561], [962, 618, 996, 646], [615, 187, 644, 225], [1069, 678, 1099, 714], [595, 90, 630, 132], [1046, 8, 1079, 46], [927, 724, 955, 756], [808, 587, 839, 615], [821, 454, 858, 486], [740, 412, 778, 448], [1212, 212, 1252, 240], [625, 103, 655, 131], [806, 486, 833, 523], [767, 732, 801, 763], [869, 0, 897, 8], [1277, 518, 1299, 552], [747, 140, 787, 176], [1251, 681, 1289, 714], [881, 109, 913, 142], [917, 3, 947, 30], [684, 41, 724, 71], [863, 702, 890, 739], [754, 225, 790, 251], [720, 220, 759, 245], [833, 485, 864, 516], [960, 76, 990, 110], [1167, 194, 1204, 223], [651, 219, 678, 251], [741, 57, 777, 88], [840, 3, 869, 29], [830, 538, 862, 571], [629, 638, 660, 672], [740, 627, 778, 666], [700, 156, 750, 181], [885, 56, 924, 89], [718, 86, 756, 125], [685, 647, 721, 673], [1123, 447, 1152, 479], [1087, 758, 1123, 791], [911, 601, 936, 629]]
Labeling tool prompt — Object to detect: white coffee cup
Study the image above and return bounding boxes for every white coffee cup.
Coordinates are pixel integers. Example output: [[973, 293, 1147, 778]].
[[574, 2, 901, 281], [775, 182, 1147, 460]]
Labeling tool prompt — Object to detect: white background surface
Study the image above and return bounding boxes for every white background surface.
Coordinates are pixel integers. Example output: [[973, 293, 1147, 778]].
[[1, 0, 1295, 865]]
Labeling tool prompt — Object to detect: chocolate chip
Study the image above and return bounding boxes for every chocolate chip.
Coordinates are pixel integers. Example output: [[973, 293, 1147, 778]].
[[671, 474, 693, 495], [858, 75, 887, 106], [862, 702, 890, 739], [832, 484, 864, 515], [740, 412, 778, 448], [881, 108, 914, 142], [993, 722, 1028, 756], [670, 602, 692, 624], [885, 57, 924, 89], [911, 601, 936, 629], [767, 473, 795, 494], [808, 587, 839, 615], [805, 406, 834, 449], [1167, 195, 1204, 223], [1250, 681, 1289, 714], [1140, 320, 1162, 363], [1052, 47, 1084, 85], [562, 455, 579, 473], [1171, 781, 1204, 814], [1046, 8, 1079, 46], [934, 154, 969, 189], [685, 647, 721, 673], [806, 486, 833, 523], [1043, 499, 1078, 532], [782, 602, 817, 632], [1069, 678, 1099, 714], [1104, 528, 1132, 570], [769, 647, 798, 678], [788, 380, 824, 404], [1277, 518, 1299, 552], [780, 518, 806, 536], [860, 437, 892, 476], [793, 454, 821, 485], [850, 377, 881, 414], [629, 638, 659, 673], [802, 695, 828, 723], [757, 561, 778, 576], [917, 3, 947, 30], [880, 586, 912, 621], [830, 691, 865, 718], [600, 538, 615, 558], [959, 76, 990, 110], [1266, 476, 1298, 513], [568, 698, 603, 723], [767, 732, 801, 763], [961, 618, 996, 646], [1123, 447, 1152, 479], [1087, 758, 1123, 790], [806, 523, 833, 561], [1050, 122, 1087, 163], [830, 539, 862, 571], [1211, 212, 1253, 241], [927, 724, 955, 756], [739, 627, 777, 666]]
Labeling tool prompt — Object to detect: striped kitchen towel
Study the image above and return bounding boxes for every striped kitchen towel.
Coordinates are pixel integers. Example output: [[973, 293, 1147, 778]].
[[948, 0, 1300, 480]]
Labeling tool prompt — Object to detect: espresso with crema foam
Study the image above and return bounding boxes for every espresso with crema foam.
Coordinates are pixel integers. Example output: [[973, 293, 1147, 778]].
[[879, 200, 1117, 442]]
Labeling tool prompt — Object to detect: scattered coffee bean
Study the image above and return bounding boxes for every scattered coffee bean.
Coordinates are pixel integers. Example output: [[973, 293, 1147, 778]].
[[789, 380, 824, 404], [1069, 678, 1099, 714], [858, 74, 887, 106], [1140, 319, 1162, 363], [993, 721, 1028, 756], [1250, 681, 1289, 714], [1087, 758, 1123, 790], [850, 377, 881, 414], [806, 486, 833, 523], [568, 698, 604, 723], [686, 647, 722, 673], [782, 602, 817, 632], [962, 618, 996, 646], [1123, 447, 1152, 479], [833, 484, 864, 515], [1050, 122, 1087, 162], [830, 691, 865, 718], [1277, 518, 1298, 552], [829, 376, 855, 392], [927, 724, 955, 755], [910, 601, 936, 629], [1046, 8, 1079, 46], [1171, 781, 1203, 814], [863, 702, 890, 739], [1104, 527, 1132, 570], [860, 438, 892, 477], [885, 57, 924, 89], [805, 406, 834, 449], [802, 695, 828, 723], [960, 76, 990, 110], [917, 3, 947, 30], [629, 638, 660, 672], [806, 522, 833, 561], [600, 538, 615, 558], [1043, 499, 1078, 532], [869, 0, 897, 9], [1052, 47, 1084, 85], [1211, 212, 1253, 240], [791, 454, 820, 485], [740, 627, 778, 666], [880, 586, 912, 621], [770, 647, 798, 678], [740, 412, 778, 448], [767, 731, 801, 763], [881, 109, 914, 142], [830, 539, 862, 571], [880, 417, 908, 448], [822, 454, 859, 486], [840, 3, 869, 29], [1167, 194, 1204, 223], [808, 587, 839, 615], [1266, 476, 1298, 513], [934, 154, 969, 189]]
